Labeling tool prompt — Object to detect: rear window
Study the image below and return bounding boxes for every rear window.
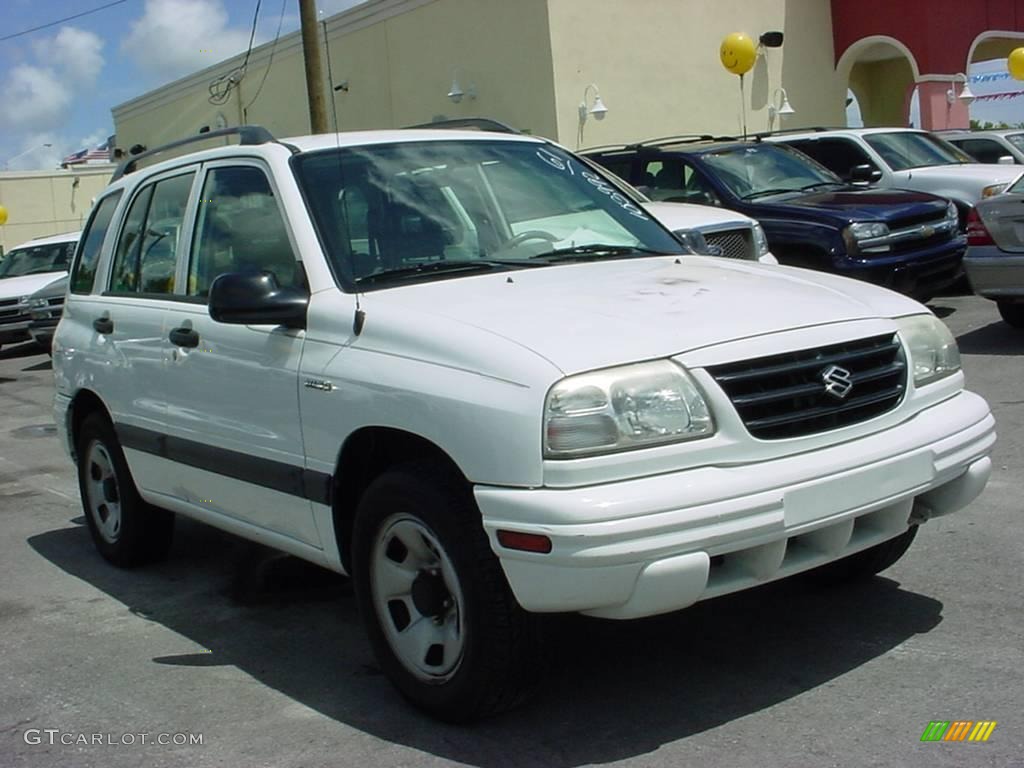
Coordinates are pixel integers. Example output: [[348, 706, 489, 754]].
[[70, 191, 123, 294]]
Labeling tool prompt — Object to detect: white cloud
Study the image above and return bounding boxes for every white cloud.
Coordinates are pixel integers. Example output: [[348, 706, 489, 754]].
[[121, 0, 255, 80], [47, 28, 105, 84], [0, 26, 104, 137], [2, 65, 72, 132]]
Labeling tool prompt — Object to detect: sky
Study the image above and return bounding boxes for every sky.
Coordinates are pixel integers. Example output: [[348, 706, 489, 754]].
[[6, 2, 1024, 171], [1, 0, 364, 170]]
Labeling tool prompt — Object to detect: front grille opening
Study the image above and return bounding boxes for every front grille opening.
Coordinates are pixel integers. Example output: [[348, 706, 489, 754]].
[[703, 229, 754, 260], [708, 333, 907, 439]]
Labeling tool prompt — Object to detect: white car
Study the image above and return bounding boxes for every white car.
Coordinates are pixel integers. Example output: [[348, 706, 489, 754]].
[[643, 202, 778, 264], [764, 128, 1022, 220], [963, 174, 1024, 327], [54, 126, 994, 722], [0, 231, 78, 351], [938, 129, 1024, 165]]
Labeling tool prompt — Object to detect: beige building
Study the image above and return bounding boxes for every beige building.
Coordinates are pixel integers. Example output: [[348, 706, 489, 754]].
[[0, 166, 114, 255], [113, 0, 844, 152]]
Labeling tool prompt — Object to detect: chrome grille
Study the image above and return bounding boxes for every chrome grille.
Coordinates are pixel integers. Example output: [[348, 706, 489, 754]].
[[708, 334, 906, 439], [703, 228, 755, 260]]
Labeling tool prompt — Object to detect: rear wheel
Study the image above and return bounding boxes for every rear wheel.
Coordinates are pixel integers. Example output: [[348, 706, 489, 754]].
[[997, 300, 1024, 329], [352, 461, 545, 722], [76, 413, 174, 567], [812, 525, 918, 584]]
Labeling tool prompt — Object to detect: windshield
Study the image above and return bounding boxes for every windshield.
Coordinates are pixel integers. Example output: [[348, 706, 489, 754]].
[[864, 132, 973, 170], [0, 241, 74, 279], [698, 144, 842, 199], [1006, 133, 1024, 153], [292, 140, 682, 288]]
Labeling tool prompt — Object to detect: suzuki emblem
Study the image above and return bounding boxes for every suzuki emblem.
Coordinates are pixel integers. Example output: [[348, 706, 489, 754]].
[[821, 365, 854, 400]]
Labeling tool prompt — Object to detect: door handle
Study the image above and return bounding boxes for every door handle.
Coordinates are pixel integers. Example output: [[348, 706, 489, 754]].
[[93, 317, 113, 334], [168, 327, 200, 348]]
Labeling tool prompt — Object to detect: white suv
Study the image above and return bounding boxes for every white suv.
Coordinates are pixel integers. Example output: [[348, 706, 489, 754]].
[[0, 231, 78, 351], [764, 128, 1021, 220], [54, 126, 995, 721]]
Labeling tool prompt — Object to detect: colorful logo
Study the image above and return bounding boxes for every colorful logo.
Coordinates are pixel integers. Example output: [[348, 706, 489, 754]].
[[921, 721, 997, 742]]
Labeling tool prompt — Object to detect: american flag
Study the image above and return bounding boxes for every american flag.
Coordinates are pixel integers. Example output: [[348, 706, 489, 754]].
[[62, 137, 112, 166]]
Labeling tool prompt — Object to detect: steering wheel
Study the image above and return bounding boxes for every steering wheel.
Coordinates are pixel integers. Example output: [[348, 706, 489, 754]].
[[501, 230, 559, 249]]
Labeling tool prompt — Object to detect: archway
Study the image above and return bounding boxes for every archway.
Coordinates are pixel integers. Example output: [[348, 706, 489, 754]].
[[837, 36, 919, 127]]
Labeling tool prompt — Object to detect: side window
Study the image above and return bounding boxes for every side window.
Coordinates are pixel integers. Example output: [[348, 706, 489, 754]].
[[957, 139, 1009, 164], [790, 139, 875, 180], [70, 191, 123, 294], [109, 172, 194, 295], [642, 158, 719, 205], [596, 155, 634, 182], [188, 166, 299, 298]]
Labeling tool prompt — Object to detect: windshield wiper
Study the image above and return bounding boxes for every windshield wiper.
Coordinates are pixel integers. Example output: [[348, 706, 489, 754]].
[[742, 188, 799, 200], [527, 244, 675, 262], [800, 181, 845, 191], [355, 259, 522, 287]]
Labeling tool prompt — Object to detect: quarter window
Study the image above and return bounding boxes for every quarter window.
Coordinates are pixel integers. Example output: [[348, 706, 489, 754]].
[[188, 166, 299, 298], [109, 172, 195, 295], [70, 191, 123, 294]]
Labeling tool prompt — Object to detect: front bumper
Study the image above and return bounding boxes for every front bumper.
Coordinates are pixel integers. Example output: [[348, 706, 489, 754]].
[[476, 390, 994, 620], [964, 246, 1024, 299], [28, 316, 59, 347], [0, 319, 31, 345], [841, 239, 965, 299]]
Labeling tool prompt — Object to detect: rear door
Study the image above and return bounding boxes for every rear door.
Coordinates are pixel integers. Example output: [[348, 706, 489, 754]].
[[95, 168, 198, 496], [160, 160, 318, 546]]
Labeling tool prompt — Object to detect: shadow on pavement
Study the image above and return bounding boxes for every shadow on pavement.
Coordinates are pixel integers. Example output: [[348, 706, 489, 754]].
[[956, 320, 1021, 356], [0, 341, 43, 362], [29, 519, 944, 767], [929, 304, 956, 319], [22, 359, 52, 371]]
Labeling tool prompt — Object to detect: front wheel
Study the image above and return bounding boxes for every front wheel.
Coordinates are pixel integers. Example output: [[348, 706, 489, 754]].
[[997, 300, 1024, 329], [76, 413, 174, 567], [352, 462, 545, 722]]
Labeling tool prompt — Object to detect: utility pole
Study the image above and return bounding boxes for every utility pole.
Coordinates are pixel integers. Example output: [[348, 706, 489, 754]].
[[299, 0, 329, 134]]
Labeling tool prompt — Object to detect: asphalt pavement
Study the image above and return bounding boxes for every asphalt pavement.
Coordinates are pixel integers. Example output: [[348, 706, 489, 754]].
[[0, 294, 1021, 768]]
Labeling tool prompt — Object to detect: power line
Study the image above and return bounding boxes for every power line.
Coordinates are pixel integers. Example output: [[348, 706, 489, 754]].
[[242, 0, 287, 118], [0, 0, 134, 43], [208, 0, 262, 106]]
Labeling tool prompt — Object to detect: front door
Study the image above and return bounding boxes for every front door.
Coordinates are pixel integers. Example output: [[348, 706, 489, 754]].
[[160, 161, 319, 547]]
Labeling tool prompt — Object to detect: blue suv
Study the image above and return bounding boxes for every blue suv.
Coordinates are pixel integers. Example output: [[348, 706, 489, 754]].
[[583, 137, 965, 299]]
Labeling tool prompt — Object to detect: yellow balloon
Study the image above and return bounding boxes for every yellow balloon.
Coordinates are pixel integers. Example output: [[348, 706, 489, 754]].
[[0, 205, 7, 226], [720, 32, 757, 76], [1009, 48, 1024, 81]]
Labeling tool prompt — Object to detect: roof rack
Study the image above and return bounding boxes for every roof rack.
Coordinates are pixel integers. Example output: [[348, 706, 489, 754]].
[[631, 134, 724, 148], [111, 125, 276, 181], [403, 117, 521, 134], [750, 126, 847, 141]]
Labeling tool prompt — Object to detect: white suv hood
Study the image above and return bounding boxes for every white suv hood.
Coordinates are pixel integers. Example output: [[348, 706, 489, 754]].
[[364, 257, 922, 375], [0, 270, 68, 299], [895, 163, 1021, 196]]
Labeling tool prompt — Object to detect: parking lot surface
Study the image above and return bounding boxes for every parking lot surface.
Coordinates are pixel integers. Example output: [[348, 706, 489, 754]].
[[1, 295, 1021, 768]]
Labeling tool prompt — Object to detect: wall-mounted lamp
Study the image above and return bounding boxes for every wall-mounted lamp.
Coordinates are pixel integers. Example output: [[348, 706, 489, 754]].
[[759, 31, 785, 48], [447, 71, 477, 104], [577, 83, 608, 146], [334, 79, 349, 93], [767, 88, 795, 131], [947, 73, 975, 106]]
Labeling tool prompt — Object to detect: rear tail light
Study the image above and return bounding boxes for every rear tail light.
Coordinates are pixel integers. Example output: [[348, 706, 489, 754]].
[[496, 530, 552, 554], [966, 207, 995, 246]]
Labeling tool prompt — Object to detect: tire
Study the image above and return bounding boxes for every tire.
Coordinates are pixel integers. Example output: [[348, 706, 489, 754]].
[[997, 300, 1024, 329], [351, 461, 545, 722], [76, 413, 174, 567], [812, 525, 918, 584]]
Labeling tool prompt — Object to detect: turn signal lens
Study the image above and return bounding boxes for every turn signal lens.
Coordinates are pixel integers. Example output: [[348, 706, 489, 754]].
[[497, 530, 552, 554]]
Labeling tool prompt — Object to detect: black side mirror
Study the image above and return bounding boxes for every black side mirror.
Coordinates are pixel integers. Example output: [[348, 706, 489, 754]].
[[849, 164, 882, 184], [208, 272, 308, 328]]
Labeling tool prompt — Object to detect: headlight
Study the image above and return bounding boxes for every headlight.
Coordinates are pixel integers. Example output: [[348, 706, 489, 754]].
[[843, 222, 891, 254], [29, 297, 48, 308], [752, 223, 770, 258], [673, 229, 712, 256], [896, 314, 961, 387], [945, 201, 958, 228], [544, 360, 715, 458], [982, 183, 1007, 198], [18, 295, 30, 306]]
